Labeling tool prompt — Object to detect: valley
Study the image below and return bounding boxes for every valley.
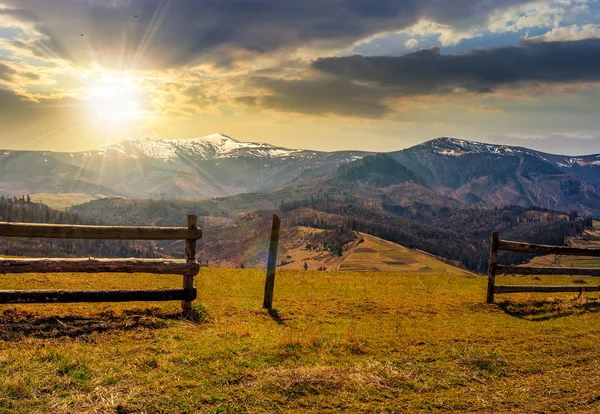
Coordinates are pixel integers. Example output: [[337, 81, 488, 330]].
[[1, 135, 599, 274]]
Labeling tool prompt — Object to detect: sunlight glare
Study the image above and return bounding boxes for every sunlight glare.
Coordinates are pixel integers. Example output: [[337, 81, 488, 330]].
[[87, 73, 146, 127]]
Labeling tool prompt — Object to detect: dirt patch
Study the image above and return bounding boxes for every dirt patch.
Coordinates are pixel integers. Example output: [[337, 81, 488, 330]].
[[0, 307, 182, 340], [497, 298, 600, 321], [383, 261, 406, 265]]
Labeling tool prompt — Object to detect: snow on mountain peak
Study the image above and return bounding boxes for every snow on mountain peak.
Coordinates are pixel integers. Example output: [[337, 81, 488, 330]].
[[97, 134, 305, 161], [426, 137, 525, 157]]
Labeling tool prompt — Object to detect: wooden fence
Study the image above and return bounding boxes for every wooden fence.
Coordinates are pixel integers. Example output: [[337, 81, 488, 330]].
[[487, 232, 600, 303], [0, 216, 202, 314]]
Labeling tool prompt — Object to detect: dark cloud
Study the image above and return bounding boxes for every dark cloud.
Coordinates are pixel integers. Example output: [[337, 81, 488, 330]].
[[0, 63, 17, 81], [245, 76, 391, 118], [243, 38, 600, 119], [312, 39, 600, 95], [0, 61, 41, 82], [235, 96, 258, 107], [1, 0, 534, 68], [0, 7, 39, 22]]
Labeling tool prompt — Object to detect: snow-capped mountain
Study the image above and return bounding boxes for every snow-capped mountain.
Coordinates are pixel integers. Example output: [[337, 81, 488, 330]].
[[386, 137, 600, 215], [5, 134, 600, 215], [0, 134, 368, 199], [406, 137, 600, 183], [92, 134, 311, 161], [419, 137, 600, 170]]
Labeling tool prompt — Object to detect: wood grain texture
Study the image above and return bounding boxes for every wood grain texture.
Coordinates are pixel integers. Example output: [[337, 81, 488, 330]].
[[182, 215, 198, 314], [263, 214, 281, 309], [498, 240, 600, 257], [0, 222, 202, 240], [495, 285, 600, 293], [0, 288, 197, 304], [498, 265, 600, 277], [486, 232, 499, 304], [0, 258, 200, 275]]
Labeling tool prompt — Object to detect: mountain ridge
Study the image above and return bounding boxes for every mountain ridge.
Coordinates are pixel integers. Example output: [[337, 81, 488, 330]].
[[4, 134, 600, 216]]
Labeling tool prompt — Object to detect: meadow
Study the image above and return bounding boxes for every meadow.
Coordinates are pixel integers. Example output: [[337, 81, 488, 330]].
[[1, 269, 600, 413]]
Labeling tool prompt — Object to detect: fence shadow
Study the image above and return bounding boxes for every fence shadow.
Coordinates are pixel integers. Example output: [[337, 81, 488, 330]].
[[267, 308, 287, 326], [497, 298, 600, 321], [0, 307, 183, 340]]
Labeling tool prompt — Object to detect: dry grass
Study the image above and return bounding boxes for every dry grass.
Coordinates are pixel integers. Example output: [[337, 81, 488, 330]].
[[1, 269, 600, 413], [340, 233, 469, 274], [28, 193, 104, 211]]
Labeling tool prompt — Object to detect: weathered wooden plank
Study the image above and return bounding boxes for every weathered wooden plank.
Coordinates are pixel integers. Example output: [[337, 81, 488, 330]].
[[0, 258, 200, 275], [495, 285, 600, 294], [486, 232, 499, 304], [182, 215, 198, 315], [497, 265, 600, 277], [263, 214, 281, 309], [498, 240, 600, 257], [0, 288, 197, 304], [0, 222, 202, 240]]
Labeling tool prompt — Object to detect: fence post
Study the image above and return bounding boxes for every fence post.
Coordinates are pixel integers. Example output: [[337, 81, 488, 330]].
[[486, 232, 499, 304], [263, 214, 281, 309], [182, 215, 198, 315]]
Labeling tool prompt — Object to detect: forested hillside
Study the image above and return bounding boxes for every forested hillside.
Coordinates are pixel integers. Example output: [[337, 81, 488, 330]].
[[70, 196, 591, 273], [0, 196, 158, 258], [281, 195, 591, 272]]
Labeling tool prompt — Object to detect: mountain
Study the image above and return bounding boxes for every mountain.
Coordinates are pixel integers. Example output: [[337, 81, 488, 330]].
[[6, 134, 600, 216], [389, 137, 600, 215], [0, 134, 368, 199], [328, 153, 421, 187]]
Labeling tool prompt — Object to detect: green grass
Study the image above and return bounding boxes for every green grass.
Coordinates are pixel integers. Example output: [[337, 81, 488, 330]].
[[1, 269, 600, 413]]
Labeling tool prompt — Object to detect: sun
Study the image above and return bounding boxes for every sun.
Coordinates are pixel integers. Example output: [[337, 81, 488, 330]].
[[86, 73, 145, 127]]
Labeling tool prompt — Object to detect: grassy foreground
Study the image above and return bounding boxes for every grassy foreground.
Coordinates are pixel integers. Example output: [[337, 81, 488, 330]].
[[1, 269, 600, 413]]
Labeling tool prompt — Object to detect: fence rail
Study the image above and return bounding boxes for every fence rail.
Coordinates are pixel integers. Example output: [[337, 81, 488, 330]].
[[0, 216, 202, 314], [487, 232, 600, 303], [0, 222, 202, 240]]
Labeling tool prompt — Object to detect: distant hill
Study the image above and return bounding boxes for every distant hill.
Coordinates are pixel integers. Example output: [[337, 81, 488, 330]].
[[70, 197, 590, 273], [338, 233, 470, 274], [328, 153, 421, 187], [19, 134, 600, 272], [7, 135, 600, 216], [525, 220, 600, 270], [390, 137, 600, 215], [0, 134, 368, 199], [0, 196, 157, 258]]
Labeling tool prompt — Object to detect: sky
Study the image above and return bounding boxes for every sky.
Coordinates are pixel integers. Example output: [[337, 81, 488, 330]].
[[0, 0, 600, 155]]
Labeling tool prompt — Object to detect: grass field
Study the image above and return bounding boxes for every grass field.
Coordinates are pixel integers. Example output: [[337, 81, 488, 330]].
[[339, 233, 470, 274], [1, 269, 600, 413], [28, 193, 104, 211]]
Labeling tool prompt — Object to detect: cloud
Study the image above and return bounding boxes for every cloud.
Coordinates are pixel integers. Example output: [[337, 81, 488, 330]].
[[404, 39, 419, 49], [471, 105, 504, 113], [243, 76, 392, 118], [0, 0, 538, 69], [487, 0, 583, 34], [0, 62, 16, 81], [312, 39, 600, 96], [401, 20, 481, 46], [0, 7, 38, 23], [527, 24, 600, 42]]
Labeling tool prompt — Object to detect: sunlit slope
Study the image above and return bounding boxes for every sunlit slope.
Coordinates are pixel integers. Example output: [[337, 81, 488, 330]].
[[339, 233, 471, 274], [29, 193, 104, 210], [527, 223, 600, 268]]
